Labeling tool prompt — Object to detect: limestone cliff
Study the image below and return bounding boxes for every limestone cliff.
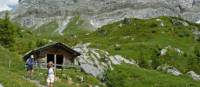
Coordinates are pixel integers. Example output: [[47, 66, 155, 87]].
[[12, 0, 200, 30]]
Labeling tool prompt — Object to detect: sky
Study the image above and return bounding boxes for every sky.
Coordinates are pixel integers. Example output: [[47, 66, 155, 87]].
[[0, 0, 18, 11]]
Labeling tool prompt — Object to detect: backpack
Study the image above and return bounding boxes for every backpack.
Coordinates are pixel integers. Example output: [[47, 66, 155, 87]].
[[26, 58, 34, 65]]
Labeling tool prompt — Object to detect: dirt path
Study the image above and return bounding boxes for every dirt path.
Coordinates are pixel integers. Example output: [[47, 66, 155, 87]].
[[23, 77, 46, 87], [28, 79, 46, 87]]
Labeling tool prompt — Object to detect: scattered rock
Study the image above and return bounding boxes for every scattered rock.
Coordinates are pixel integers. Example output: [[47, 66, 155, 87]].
[[160, 48, 168, 56], [171, 19, 189, 26], [174, 48, 184, 56], [157, 64, 182, 76], [187, 71, 200, 80], [110, 55, 136, 65], [160, 46, 184, 56], [166, 67, 182, 76], [193, 29, 200, 41]]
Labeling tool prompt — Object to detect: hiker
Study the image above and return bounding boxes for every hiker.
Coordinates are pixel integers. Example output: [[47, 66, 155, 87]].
[[25, 55, 35, 79], [47, 61, 55, 87]]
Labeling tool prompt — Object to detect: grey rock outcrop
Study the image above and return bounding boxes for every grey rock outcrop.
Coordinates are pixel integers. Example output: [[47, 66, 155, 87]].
[[157, 64, 182, 76], [160, 46, 184, 56], [193, 29, 200, 41], [10, 0, 200, 30], [187, 71, 200, 80], [73, 43, 137, 78]]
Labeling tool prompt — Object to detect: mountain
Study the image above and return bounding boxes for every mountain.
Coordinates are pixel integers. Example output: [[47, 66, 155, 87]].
[[12, 0, 200, 31]]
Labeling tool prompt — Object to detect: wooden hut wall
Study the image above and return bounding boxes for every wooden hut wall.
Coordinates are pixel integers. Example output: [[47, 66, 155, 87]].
[[34, 47, 74, 65]]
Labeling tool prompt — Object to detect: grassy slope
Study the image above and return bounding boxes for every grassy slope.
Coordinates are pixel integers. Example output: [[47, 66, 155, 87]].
[[79, 16, 200, 73], [0, 46, 37, 87], [106, 64, 200, 87], [80, 17, 200, 86]]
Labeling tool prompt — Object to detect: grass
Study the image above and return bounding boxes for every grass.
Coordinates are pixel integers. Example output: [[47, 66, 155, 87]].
[[0, 46, 37, 87], [106, 64, 200, 87], [32, 68, 106, 87], [77, 16, 200, 73]]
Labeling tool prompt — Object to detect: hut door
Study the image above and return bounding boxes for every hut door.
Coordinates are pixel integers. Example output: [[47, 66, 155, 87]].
[[56, 55, 63, 68], [47, 54, 63, 68], [47, 54, 54, 63]]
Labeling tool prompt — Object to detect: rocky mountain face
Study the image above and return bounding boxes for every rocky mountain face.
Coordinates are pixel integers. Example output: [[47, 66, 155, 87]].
[[11, 0, 200, 30]]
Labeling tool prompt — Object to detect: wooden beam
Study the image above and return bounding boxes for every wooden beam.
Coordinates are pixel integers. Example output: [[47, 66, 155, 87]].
[[63, 56, 65, 66], [54, 54, 57, 76], [45, 54, 47, 68]]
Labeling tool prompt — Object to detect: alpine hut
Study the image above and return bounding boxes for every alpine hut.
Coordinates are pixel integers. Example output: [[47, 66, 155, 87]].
[[23, 42, 81, 69]]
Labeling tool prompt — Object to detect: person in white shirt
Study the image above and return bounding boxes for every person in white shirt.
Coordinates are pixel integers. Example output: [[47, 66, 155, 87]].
[[47, 61, 55, 87]]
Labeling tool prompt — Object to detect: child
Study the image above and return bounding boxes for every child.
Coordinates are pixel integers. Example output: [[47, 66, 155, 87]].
[[47, 61, 55, 87]]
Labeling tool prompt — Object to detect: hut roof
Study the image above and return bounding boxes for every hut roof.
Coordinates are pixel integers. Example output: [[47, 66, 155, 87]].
[[23, 42, 81, 61]]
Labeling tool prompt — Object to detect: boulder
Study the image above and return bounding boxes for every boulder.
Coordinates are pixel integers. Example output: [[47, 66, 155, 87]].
[[157, 64, 182, 76], [166, 67, 182, 76], [80, 64, 103, 78], [160, 46, 184, 56], [187, 71, 200, 80], [73, 43, 137, 78], [193, 29, 200, 41]]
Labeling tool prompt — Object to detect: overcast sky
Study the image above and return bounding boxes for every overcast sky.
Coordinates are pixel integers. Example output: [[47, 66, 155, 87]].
[[0, 0, 18, 11]]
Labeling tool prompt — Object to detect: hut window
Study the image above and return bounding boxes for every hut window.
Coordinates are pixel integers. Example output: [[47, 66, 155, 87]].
[[47, 54, 54, 63]]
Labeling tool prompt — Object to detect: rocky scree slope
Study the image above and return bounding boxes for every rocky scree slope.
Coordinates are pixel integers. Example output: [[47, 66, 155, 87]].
[[11, 0, 200, 30]]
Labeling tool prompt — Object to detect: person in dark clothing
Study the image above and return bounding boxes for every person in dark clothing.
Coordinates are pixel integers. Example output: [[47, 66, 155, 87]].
[[26, 55, 35, 78]]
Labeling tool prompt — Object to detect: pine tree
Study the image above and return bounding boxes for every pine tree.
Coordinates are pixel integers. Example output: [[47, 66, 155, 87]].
[[0, 12, 17, 48]]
